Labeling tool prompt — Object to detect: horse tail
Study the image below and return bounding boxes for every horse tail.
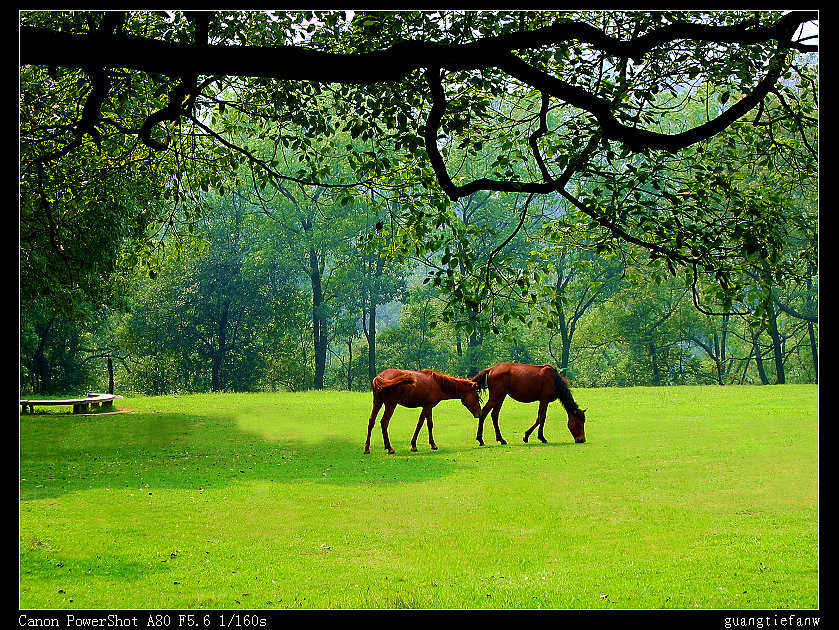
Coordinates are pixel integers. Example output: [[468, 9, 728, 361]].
[[372, 373, 414, 393], [471, 367, 492, 392], [552, 367, 579, 413]]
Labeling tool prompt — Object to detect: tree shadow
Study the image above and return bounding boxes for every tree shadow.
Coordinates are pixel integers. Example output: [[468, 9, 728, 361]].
[[20, 412, 464, 501]]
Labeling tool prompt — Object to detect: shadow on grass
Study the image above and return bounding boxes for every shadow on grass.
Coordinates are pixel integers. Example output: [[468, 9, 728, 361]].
[[20, 411, 466, 501], [20, 539, 176, 581]]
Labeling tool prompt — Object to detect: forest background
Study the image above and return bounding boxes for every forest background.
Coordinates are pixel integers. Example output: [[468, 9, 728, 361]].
[[19, 10, 818, 397]]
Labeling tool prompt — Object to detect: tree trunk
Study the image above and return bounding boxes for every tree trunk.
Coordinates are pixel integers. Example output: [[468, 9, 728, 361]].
[[347, 338, 353, 391], [739, 353, 751, 385], [557, 305, 571, 373], [107, 357, 114, 394], [33, 350, 50, 394], [766, 300, 785, 384], [211, 301, 230, 391], [807, 321, 818, 383], [466, 308, 482, 377], [467, 334, 479, 377], [718, 314, 729, 385], [211, 357, 220, 391], [649, 342, 661, 386], [364, 253, 385, 385], [751, 330, 770, 385], [309, 247, 327, 389], [367, 302, 376, 385], [712, 332, 724, 385], [32, 318, 55, 394]]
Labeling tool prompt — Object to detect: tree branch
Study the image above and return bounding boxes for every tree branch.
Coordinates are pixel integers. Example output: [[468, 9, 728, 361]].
[[22, 11, 817, 164], [773, 295, 818, 323], [20, 12, 816, 80]]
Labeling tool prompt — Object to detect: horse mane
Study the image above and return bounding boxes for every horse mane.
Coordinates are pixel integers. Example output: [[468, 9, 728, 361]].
[[552, 368, 579, 413], [423, 369, 476, 396]]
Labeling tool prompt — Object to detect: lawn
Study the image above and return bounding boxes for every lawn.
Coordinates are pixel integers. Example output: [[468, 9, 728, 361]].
[[19, 385, 818, 609]]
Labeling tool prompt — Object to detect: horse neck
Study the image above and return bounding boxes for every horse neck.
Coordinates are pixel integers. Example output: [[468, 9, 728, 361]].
[[431, 372, 473, 398], [554, 372, 578, 413], [559, 397, 579, 415]]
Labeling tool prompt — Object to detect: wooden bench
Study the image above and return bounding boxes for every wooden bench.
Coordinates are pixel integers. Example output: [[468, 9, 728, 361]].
[[20, 393, 123, 415]]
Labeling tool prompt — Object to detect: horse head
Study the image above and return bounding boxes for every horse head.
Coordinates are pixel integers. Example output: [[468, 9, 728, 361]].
[[567, 407, 587, 443], [460, 382, 482, 419]]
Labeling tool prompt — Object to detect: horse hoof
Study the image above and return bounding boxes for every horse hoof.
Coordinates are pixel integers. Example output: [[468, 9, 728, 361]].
[[539, 437, 548, 444], [430, 444, 438, 450], [364, 449, 370, 454], [498, 439, 507, 445], [387, 449, 396, 454], [477, 441, 485, 446], [410, 446, 417, 452], [523, 435, 529, 443]]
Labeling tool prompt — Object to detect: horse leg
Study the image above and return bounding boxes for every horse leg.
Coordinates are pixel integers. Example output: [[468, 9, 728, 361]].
[[524, 400, 549, 443], [490, 396, 507, 445], [523, 415, 539, 442], [536, 400, 549, 443], [410, 409, 427, 451], [476, 399, 495, 446], [426, 408, 437, 450], [380, 403, 397, 454], [364, 395, 383, 454]]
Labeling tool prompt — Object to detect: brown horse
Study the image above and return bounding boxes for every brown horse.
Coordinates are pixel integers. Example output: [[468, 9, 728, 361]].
[[471, 362, 587, 445], [364, 369, 482, 454]]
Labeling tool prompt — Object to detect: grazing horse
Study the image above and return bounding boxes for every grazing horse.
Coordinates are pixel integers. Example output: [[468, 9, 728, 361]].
[[471, 362, 587, 445], [364, 369, 482, 454]]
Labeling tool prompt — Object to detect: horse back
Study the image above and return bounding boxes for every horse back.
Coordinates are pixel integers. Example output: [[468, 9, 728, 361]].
[[372, 369, 416, 392], [486, 362, 560, 403], [372, 369, 441, 407]]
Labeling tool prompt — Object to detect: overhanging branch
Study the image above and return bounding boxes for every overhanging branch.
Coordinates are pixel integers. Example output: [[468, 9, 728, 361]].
[[22, 11, 817, 186], [20, 12, 816, 80]]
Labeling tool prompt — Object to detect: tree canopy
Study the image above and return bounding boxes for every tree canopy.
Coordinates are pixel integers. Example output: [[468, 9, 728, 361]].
[[20, 10, 817, 375]]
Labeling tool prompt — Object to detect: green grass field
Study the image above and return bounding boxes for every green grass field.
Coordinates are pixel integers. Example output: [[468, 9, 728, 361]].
[[19, 385, 818, 609]]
